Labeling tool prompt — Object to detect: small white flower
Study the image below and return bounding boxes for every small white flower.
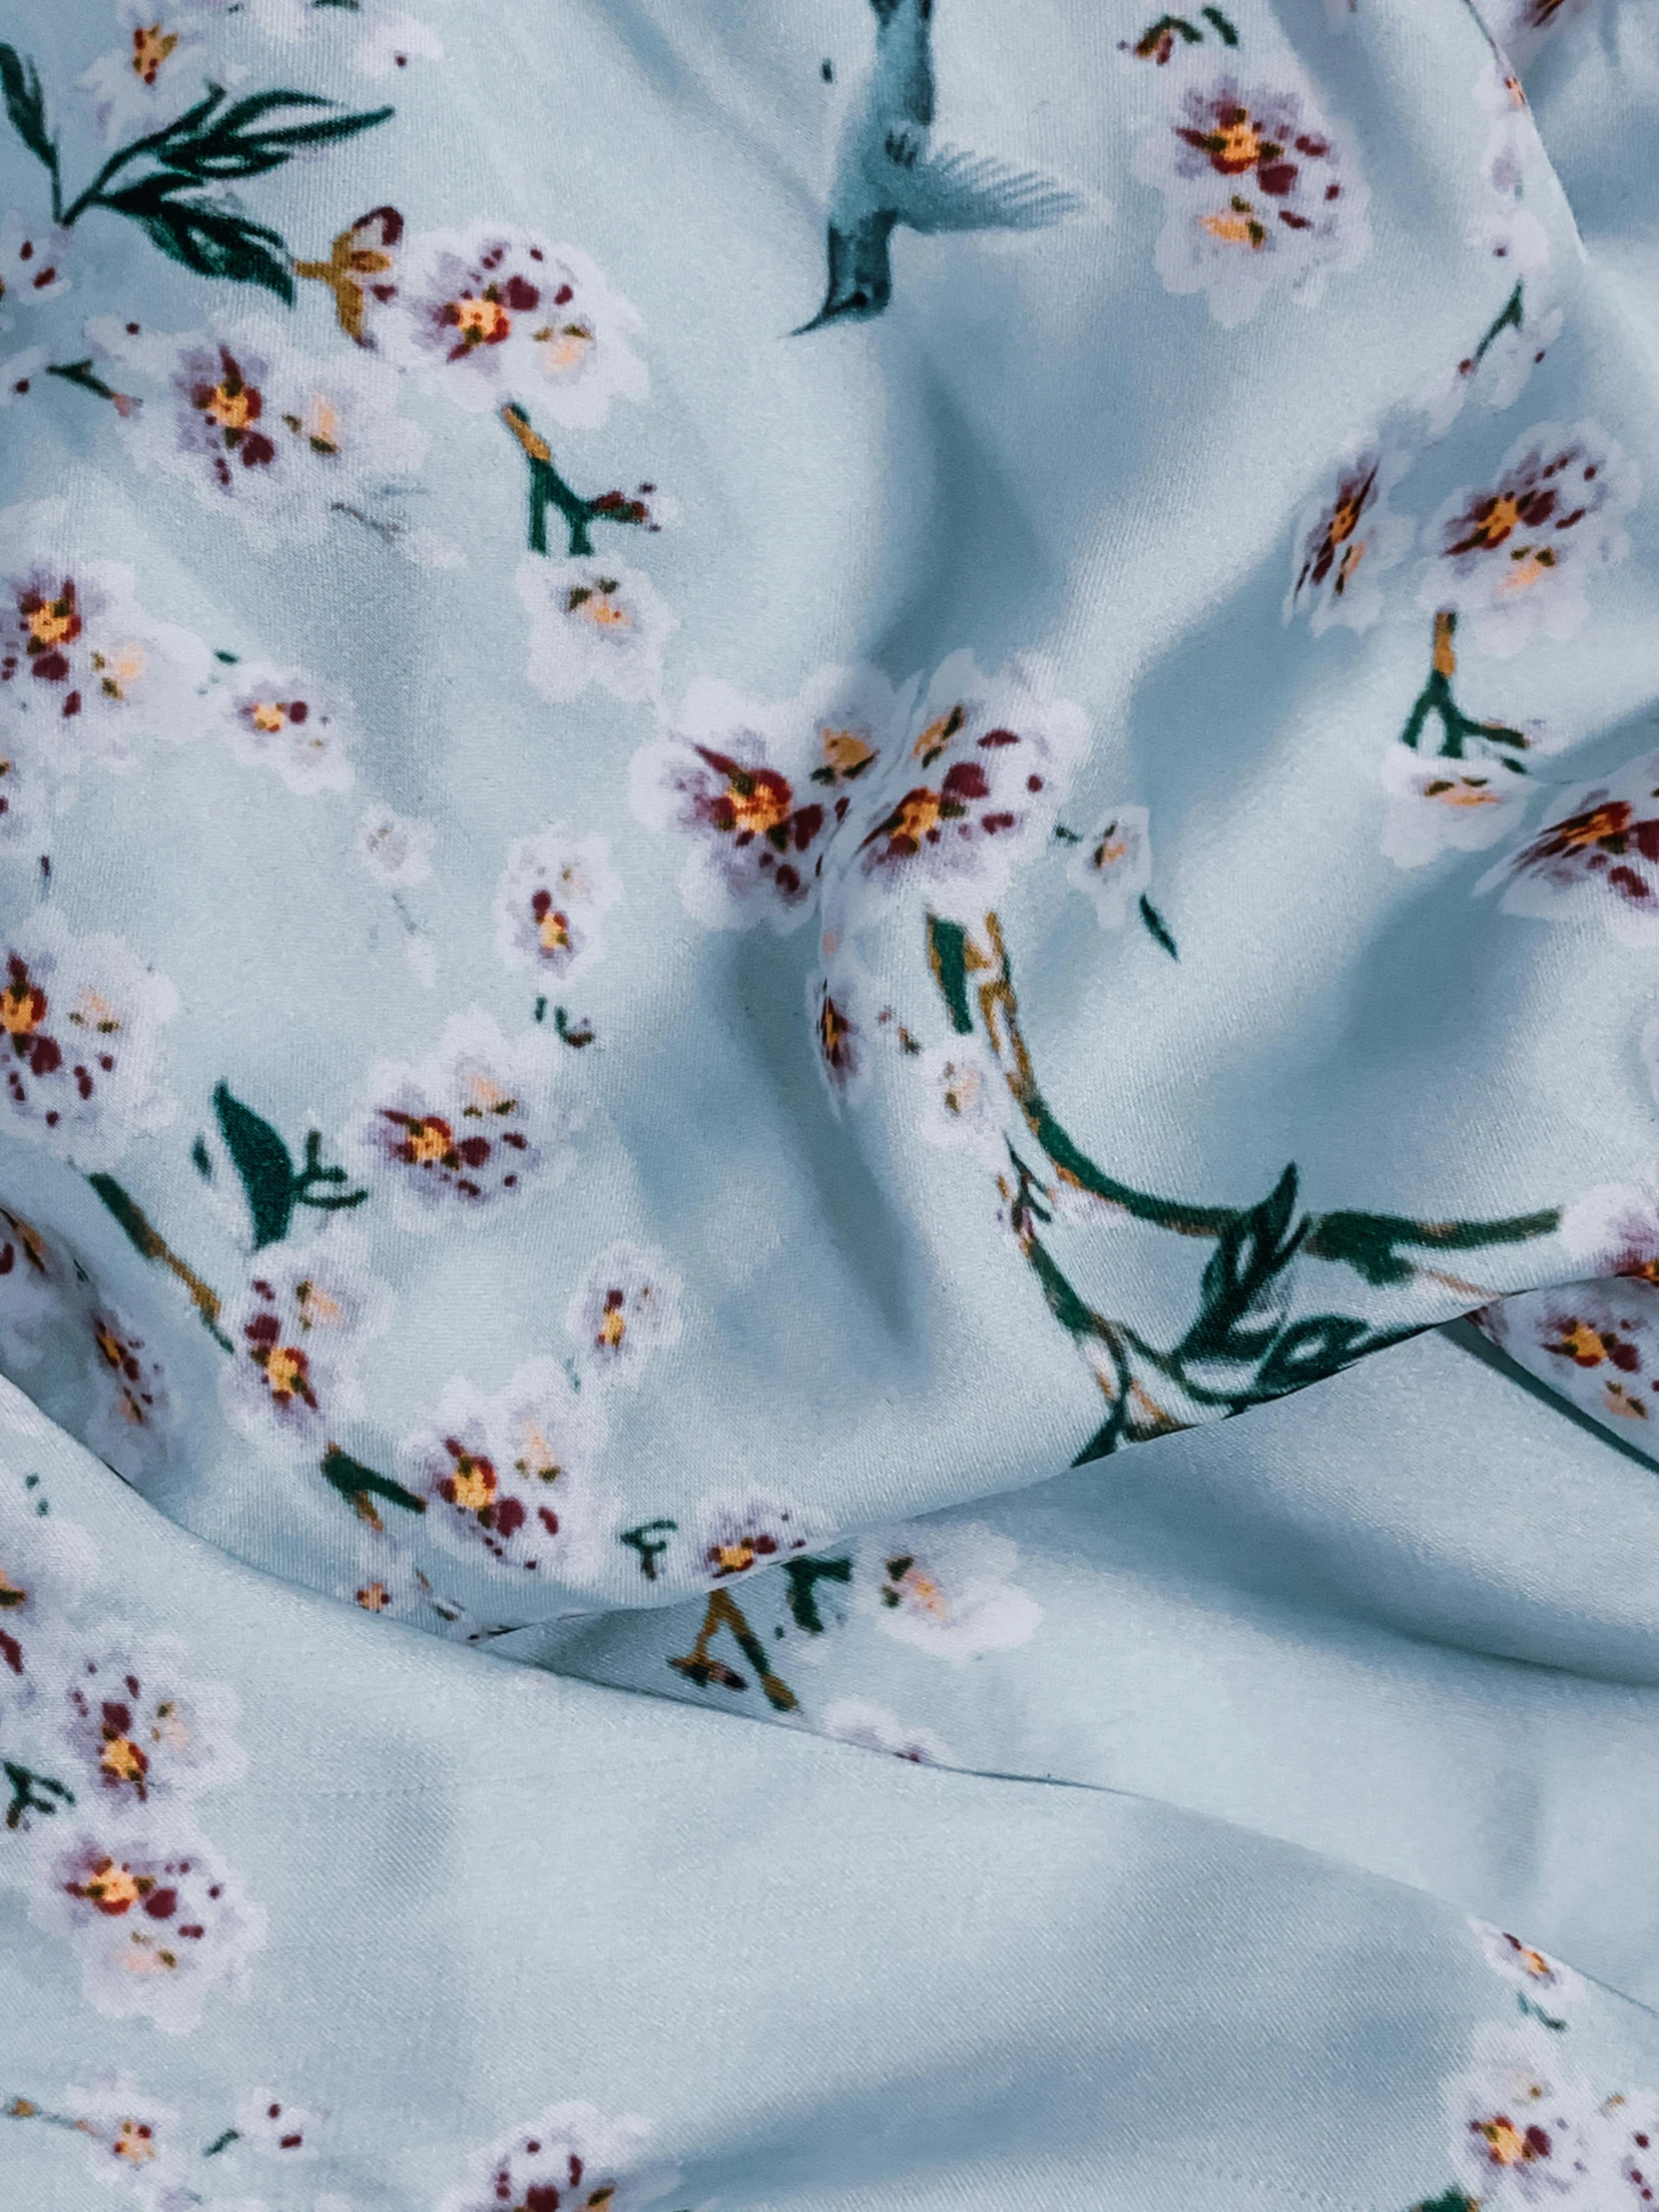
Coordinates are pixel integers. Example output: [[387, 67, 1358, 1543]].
[[693, 1495, 825, 1584], [0, 1203, 70, 1371], [31, 1818, 267, 2034], [58, 1627, 247, 1815], [61, 2072, 186, 2199], [214, 662, 356, 795], [1445, 2024, 1602, 2206], [1470, 1920, 1586, 2012], [1284, 452, 1414, 636], [1380, 741, 1532, 870], [564, 1241, 684, 1386], [821, 1698, 960, 1767], [493, 825, 621, 980], [401, 1360, 608, 1583], [89, 314, 423, 549], [853, 1519, 1041, 1664], [1560, 1178, 1659, 1278], [355, 804, 433, 887], [830, 651, 1087, 927], [84, 1306, 175, 1486], [342, 1009, 584, 1226], [375, 228, 647, 424], [1066, 804, 1154, 925], [517, 556, 675, 706], [914, 1040, 1009, 1172], [1132, 71, 1371, 327], [1419, 419, 1639, 659], [1478, 1279, 1659, 1430], [0, 907, 178, 1170], [1475, 753, 1659, 941], [219, 1227, 390, 1459], [78, 3, 226, 143], [0, 209, 71, 309], [233, 2088, 321, 2159], [631, 666, 901, 934], [438, 2104, 679, 2212]]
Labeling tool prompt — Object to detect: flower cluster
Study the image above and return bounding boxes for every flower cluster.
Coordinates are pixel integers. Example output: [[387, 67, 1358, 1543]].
[[439, 2103, 679, 2212], [1476, 752, 1659, 939], [493, 825, 621, 981], [218, 1225, 390, 1459]]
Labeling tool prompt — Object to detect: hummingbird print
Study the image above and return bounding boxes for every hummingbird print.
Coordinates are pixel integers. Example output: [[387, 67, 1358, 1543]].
[[797, 0, 1084, 333]]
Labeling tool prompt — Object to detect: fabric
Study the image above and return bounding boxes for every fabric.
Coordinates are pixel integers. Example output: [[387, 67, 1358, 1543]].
[[1, 0, 1658, 2205]]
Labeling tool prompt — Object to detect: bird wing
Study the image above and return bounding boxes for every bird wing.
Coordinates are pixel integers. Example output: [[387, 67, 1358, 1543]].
[[897, 145, 1084, 234]]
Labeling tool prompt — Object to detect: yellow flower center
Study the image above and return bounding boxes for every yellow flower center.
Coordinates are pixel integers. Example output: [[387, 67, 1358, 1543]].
[[26, 602, 75, 648], [93, 1322, 127, 1373], [449, 1457, 496, 1514], [85, 1861, 143, 1911], [131, 25, 179, 85], [889, 789, 944, 844], [714, 1540, 757, 1575], [0, 985, 41, 1037], [403, 1117, 454, 1165], [1476, 2116, 1534, 2169], [1556, 1322, 1607, 1365], [113, 2120, 157, 2165], [100, 1736, 147, 1785], [912, 705, 964, 764], [251, 700, 288, 735], [575, 590, 631, 631], [1472, 492, 1522, 547], [1214, 118, 1264, 167], [356, 1581, 392, 1611], [451, 294, 510, 342], [1500, 549, 1554, 595], [727, 779, 792, 837], [205, 380, 257, 432], [598, 1304, 628, 1351], [538, 907, 572, 952], [262, 1346, 308, 1400], [898, 1567, 947, 1617]]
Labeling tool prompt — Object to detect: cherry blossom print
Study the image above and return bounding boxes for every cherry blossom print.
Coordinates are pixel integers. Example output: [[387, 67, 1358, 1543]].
[[218, 1229, 390, 1458], [809, 945, 881, 1112], [84, 1306, 175, 1486], [1603, 2091, 1659, 2209], [0, 208, 71, 312], [58, 1630, 245, 1815], [30, 1820, 266, 2033], [631, 666, 902, 934], [914, 1040, 1011, 1173], [0, 1463, 98, 1723], [493, 825, 621, 981], [1560, 1179, 1659, 1284], [1475, 754, 1659, 940], [376, 229, 647, 424], [1066, 805, 1155, 927], [400, 1360, 607, 1581], [89, 315, 422, 548], [1380, 740, 1532, 870], [342, 1010, 583, 1226], [231, 2086, 321, 2157], [694, 1495, 823, 1584], [0, 343, 47, 408], [1419, 295, 1567, 443], [1445, 2027, 1602, 2207], [0, 1202, 71, 1373], [212, 664, 356, 795], [564, 1242, 685, 1388], [830, 652, 1087, 925], [516, 556, 675, 706], [439, 2103, 680, 2212], [57, 2074, 190, 2202], [77, 3, 218, 144], [1284, 451, 1414, 636], [1420, 421, 1639, 658], [0, 908, 178, 1170], [853, 1519, 1041, 1664], [0, 508, 216, 773], [355, 803, 433, 887], [1132, 71, 1371, 327], [820, 1698, 960, 1769], [1470, 1920, 1586, 2015], [247, 0, 445, 78], [1478, 1279, 1659, 1428]]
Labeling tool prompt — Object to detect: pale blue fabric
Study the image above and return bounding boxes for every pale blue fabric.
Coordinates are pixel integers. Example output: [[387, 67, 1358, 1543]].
[[2, 0, 1659, 2206]]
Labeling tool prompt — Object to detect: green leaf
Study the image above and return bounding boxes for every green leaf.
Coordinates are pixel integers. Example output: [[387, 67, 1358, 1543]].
[[213, 1082, 296, 1250], [1138, 893, 1178, 960], [783, 1554, 852, 1633], [1177, 1164, 1303, 1377], [0, 44, 56, 176], [925, 914, 976, 1036], [319, 1445, 426, 1517], [1413, 2194, 1478, 2212], [1303, 1205, 1560, 1289], [119, 196, 295, 300]]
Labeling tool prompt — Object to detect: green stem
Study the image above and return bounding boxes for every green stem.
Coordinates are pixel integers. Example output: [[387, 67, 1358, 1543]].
[[1470, 278, 1524, 370], [1398, 611, 1529, 762], [3, 1758, 73, 1831], [84, 1173, 233, 1351]]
